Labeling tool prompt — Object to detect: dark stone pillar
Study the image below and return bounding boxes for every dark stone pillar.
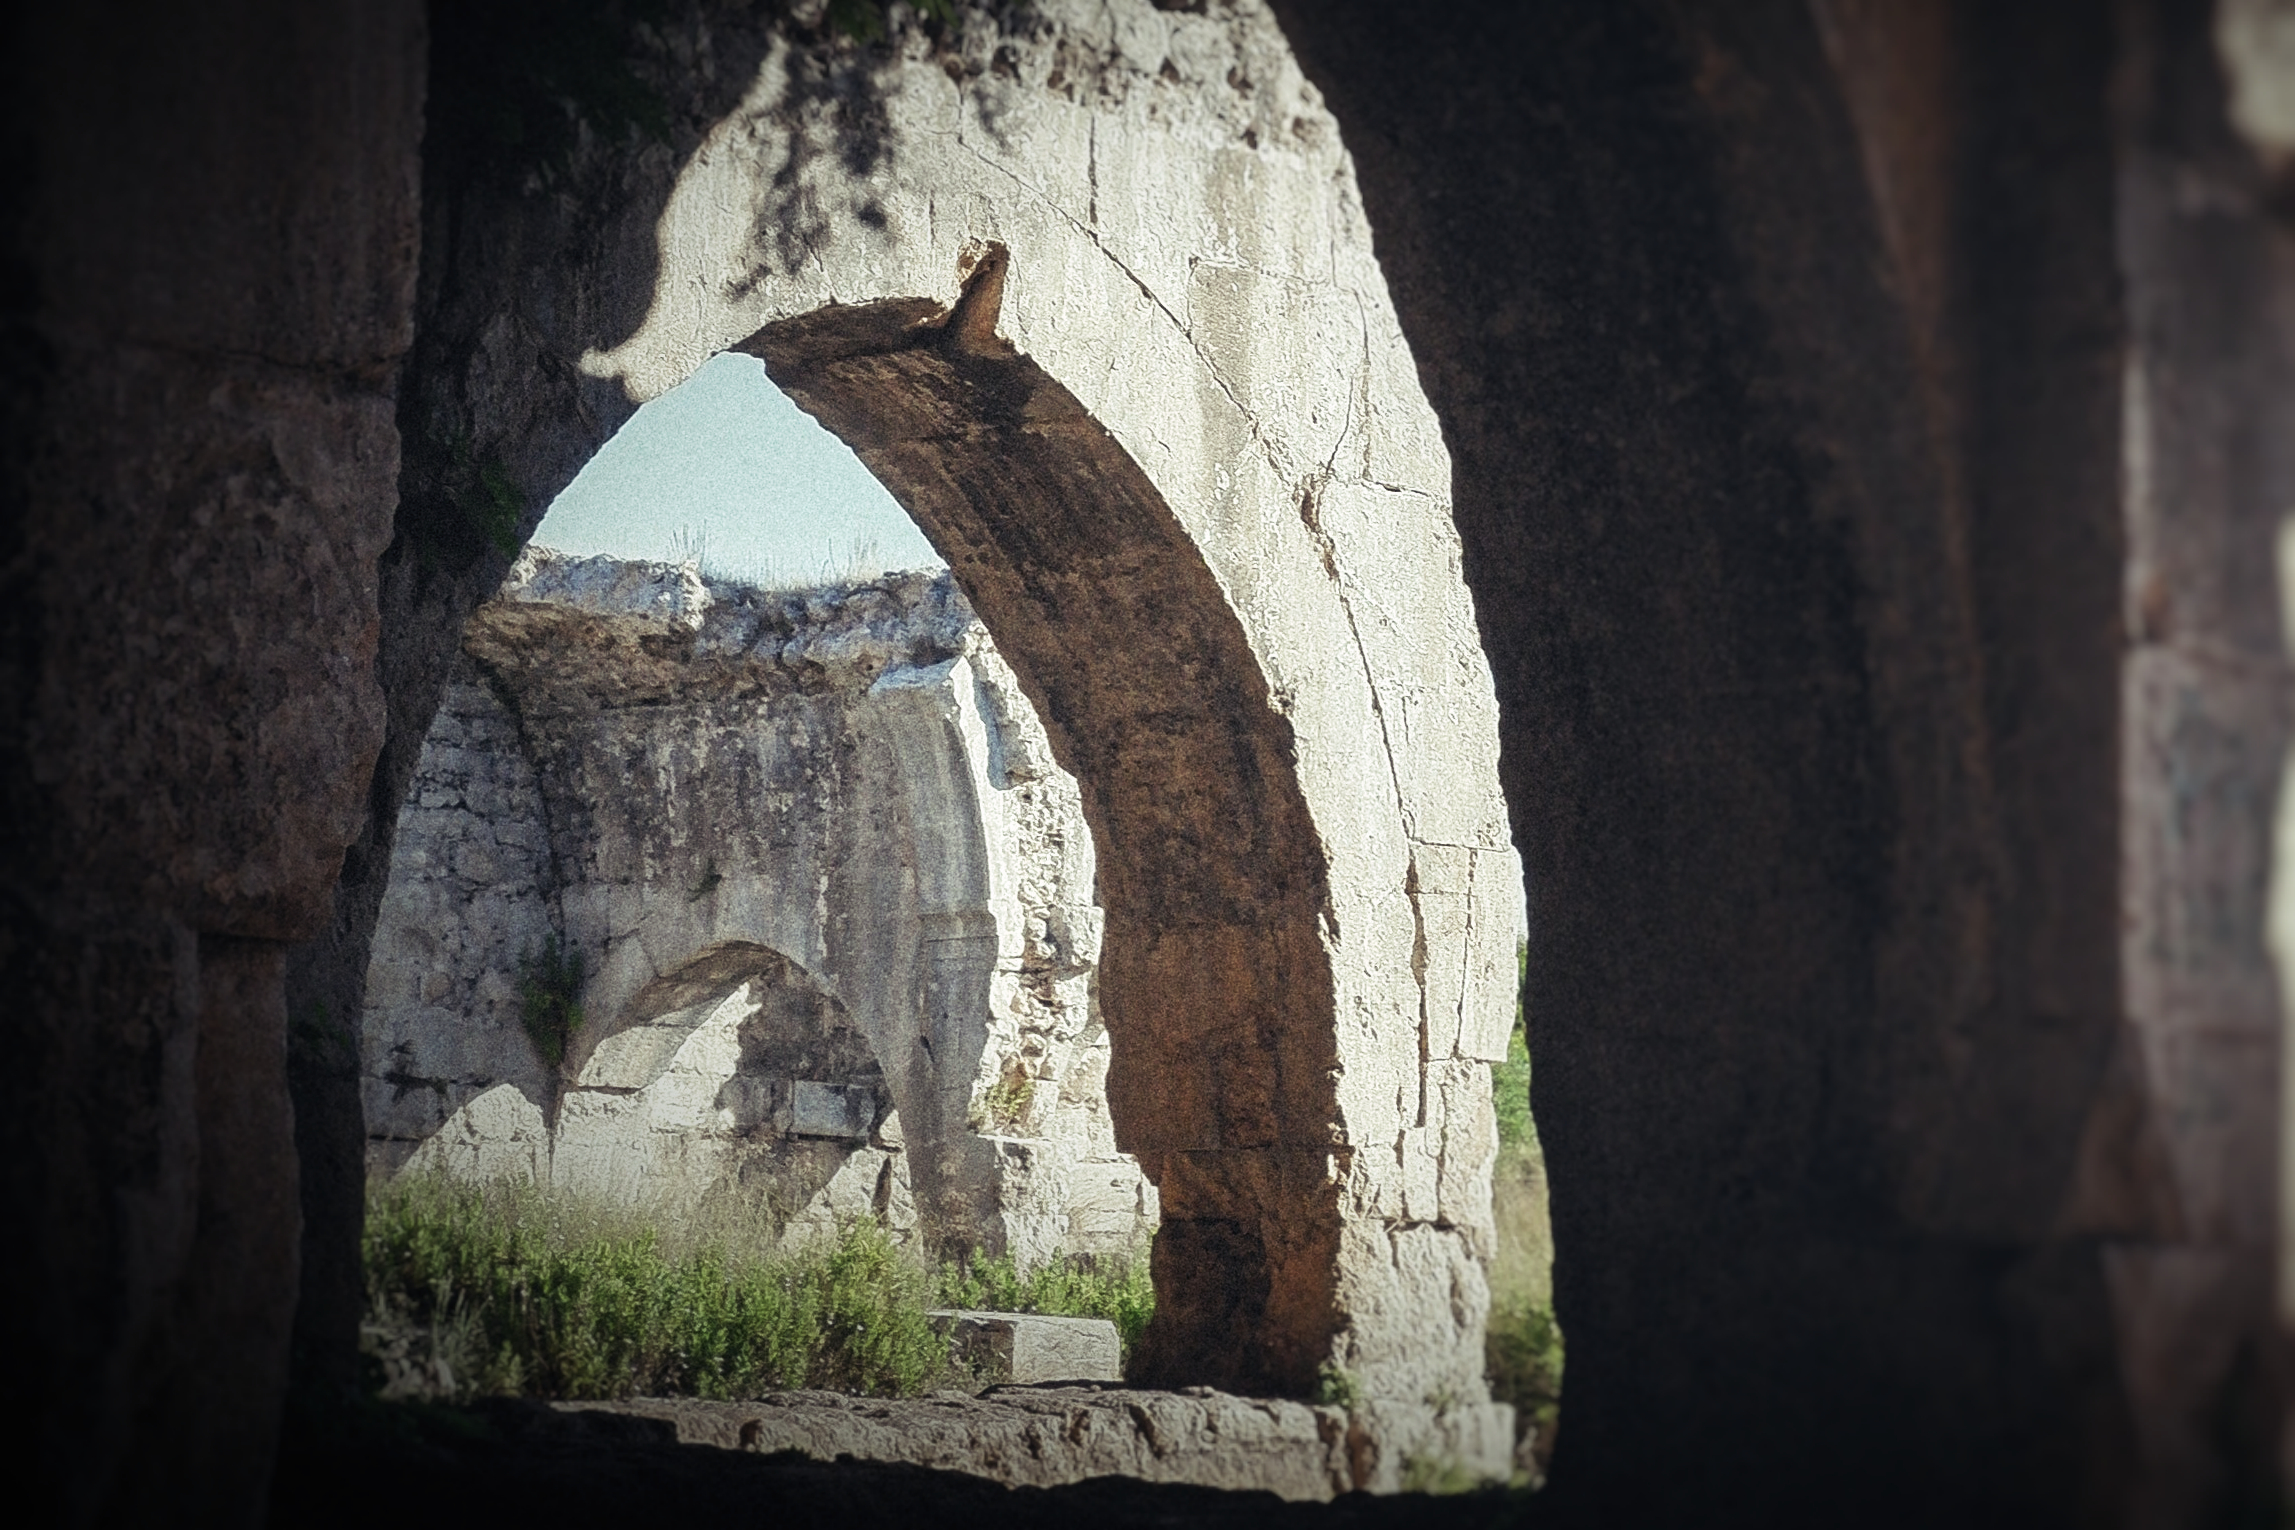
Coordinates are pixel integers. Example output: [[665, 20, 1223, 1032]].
[[1265, 0, 2204, 1520], [1, 1, 423, 1517]]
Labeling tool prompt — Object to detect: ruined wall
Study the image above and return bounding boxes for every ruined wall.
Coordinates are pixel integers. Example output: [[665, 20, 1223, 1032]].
[[336, 0, 1523, 1433], [362, 661, 560, 1169], [26, 0, 2295, 1521], [365, 552, 1154, 1267]]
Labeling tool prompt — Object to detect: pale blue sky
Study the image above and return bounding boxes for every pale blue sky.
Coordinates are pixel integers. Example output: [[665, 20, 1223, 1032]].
[[535, 352, 944, 586]]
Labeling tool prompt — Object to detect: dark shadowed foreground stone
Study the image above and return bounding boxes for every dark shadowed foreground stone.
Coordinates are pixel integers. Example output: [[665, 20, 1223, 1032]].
[[6, 0, 422, 1518], [1271, 0, 2295, 1521], [272, 1395, 1534, 1529]]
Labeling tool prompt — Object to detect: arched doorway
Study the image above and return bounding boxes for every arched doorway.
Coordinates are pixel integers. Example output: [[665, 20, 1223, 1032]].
[[314, 0, 1527, 1458]]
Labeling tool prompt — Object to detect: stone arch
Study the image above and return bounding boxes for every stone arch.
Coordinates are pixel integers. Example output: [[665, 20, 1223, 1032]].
[[398, 549, 1148, 1271], [741, 266, 1347, 1392], [555, 939, 897, 1235], [24, 0, 2295, 1519], [335, 1, 1522, 1421]]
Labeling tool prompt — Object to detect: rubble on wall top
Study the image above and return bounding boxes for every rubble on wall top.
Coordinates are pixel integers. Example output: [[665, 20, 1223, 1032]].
[[481, 548, 980, 694]]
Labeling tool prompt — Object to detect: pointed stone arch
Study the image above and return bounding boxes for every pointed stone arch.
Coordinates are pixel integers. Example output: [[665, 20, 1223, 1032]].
[[328, 0, 1523, 1428], [742, 267, 1347, 1391]]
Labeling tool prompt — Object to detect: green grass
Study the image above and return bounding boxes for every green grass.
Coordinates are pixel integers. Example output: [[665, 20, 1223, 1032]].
[[1401, 1452, 1487, 1496], [1487, 942, 1563, 1470], [1492, 965, 1534, 1153], [364, 1175, 944, 1401], [362, 1174, 1156, 1404], [1314, 1360, 1363, 1411], [373, 940, 1555, 1431], [1485, 1289, 1564, 1460]]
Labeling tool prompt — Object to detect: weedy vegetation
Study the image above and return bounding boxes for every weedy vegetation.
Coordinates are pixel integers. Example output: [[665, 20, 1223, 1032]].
[[668, 523, 900, 593], [516, 936, 585, 1067], [362, 1173, 1154, 1404], [968, 1063, 1037, 1133], [1400, 1452, 1486, 1496], [1486, 942, 1564, 1472], [1314, 1360, 1362, 1412], [363, 1174, 945, 1401]]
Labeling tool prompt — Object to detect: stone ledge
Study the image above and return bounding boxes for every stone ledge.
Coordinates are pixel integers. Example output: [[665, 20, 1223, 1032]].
[[559, 1387, 1514, 1500]]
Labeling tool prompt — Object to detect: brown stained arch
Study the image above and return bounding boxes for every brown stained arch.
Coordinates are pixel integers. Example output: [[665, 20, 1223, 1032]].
[[739, 251, 1342, 1396]]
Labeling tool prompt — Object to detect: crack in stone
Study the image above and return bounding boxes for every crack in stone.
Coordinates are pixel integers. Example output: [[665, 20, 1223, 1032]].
[[942, 121, 1280, 481], [1405, 858, 1433, 1133]]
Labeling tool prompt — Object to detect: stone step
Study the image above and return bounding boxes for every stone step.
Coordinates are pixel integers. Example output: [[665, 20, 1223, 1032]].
[[929, 1309, 1123, 1384]]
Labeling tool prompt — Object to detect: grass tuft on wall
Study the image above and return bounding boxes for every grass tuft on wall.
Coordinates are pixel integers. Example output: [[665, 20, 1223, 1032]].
[[515, 936, 585, 1067]]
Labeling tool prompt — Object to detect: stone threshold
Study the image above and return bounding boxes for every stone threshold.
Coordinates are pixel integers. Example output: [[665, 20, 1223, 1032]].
[[559, 1385, 1516, 1501]]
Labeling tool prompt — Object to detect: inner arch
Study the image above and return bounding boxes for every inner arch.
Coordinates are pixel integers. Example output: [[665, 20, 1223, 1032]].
[[741, 256, 1344, 1396]]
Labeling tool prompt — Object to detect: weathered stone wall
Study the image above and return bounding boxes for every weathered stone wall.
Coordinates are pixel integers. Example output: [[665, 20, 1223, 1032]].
[[36, 2, 2295, 1522], [366, 551, 1155, 1268], [3, 0, 424, 1519], [336, 0, 1523, 1426], [1273, 0, 2295, 1521], [362, 663, 559, 1170]]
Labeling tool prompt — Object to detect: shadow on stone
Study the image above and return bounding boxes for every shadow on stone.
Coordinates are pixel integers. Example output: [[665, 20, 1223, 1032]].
[[271, 1395, 1539, 1530]]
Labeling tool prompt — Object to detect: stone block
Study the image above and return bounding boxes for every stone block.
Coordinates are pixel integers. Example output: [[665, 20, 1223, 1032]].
[[791, 1080, 875, 1140], [1066, 1163, 1156, 1246], [1349, 1399, 1518, 1496], [1431, 1060, 1497, 1228], [403, 1084, 547, 1185], [2122, 644, 2284, 1038], [577, 996, 721, 1090], [929, 1311, 1123, 1384], [33, 345, 398, 938]]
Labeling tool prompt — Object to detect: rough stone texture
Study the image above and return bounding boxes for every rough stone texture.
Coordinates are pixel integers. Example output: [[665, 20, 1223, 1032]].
[[934, 1311, 1124, 1384], [29, 1, 2295, 1522], [2, 0, 423, 1520], [359, 663, 558, 1164], [269, 1400, 1532, 1530], [2112, 14, 2295, 1525], [1273, 0, 2295, 1522], [365, 552, 1153, 1261], [347, 0, 1522, 1417], [563, 1384, 1513, 1499]]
